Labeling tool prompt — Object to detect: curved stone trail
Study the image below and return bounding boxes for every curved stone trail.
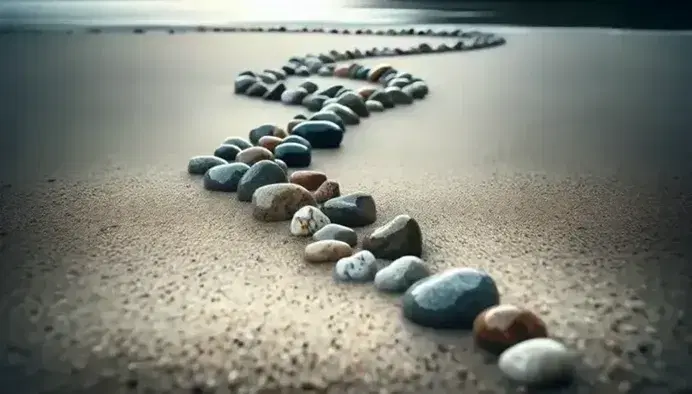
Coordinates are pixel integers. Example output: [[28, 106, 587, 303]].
[[188, 26, 578, 388]]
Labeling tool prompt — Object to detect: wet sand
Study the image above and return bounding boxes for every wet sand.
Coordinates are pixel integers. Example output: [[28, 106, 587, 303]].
[[1, 30, 691, 393]]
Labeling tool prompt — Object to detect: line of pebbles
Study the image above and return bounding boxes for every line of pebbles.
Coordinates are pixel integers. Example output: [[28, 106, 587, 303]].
[[187, 27, 578, 389]]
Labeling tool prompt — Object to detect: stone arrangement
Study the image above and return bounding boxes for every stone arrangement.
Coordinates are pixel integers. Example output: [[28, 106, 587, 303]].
[[187, 26, 578, 388]]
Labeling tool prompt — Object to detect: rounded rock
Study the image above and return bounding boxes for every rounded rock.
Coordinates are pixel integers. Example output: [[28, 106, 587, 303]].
[[322, 192, 376, 227], [290, 205, 330, 236], [374, 256, 430, 293], [313, 180, 340, 204], [368, 90, 395, 108], [274, 142, 311, 168], [286, 119, 304, 134], [402, 268, 500, 329], [281, 135, 312, 149], [368, 64, 393, 82], [252, 183, 316, 222], [384, 86, 414, 105], [258, 136, 283, 153], [280, 88, 309, 105], [334, 251, 378, 283], [365, 100, 384, 112], [312, 223, 357, 246], [274, 159, 288, 173], [188, 155, 227, 175], [202, 162, 250, 192], [213, 144, 242, 162], [473, 305, 548, 354], [362, 214, 422, 259], [498, 338, 577, 386], [321, 103, 360, 126], [291, 120, 344, 149], [236, 160, 288, 202], [289, 170, 327, 191], [234, 75, 257, 94], [249, 124, 285, 145], [245, 82, 268, 97], [222, 137, 252, 151], [302, 95, 329, 112], [309, 111, 346, 131], [304, 240, 353, 263], [235, 146, 274, 166], [336, 92, 369, 117]]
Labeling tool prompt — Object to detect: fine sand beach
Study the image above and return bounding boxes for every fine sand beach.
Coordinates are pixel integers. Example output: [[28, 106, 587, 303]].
[[1, 28, 692, 393]]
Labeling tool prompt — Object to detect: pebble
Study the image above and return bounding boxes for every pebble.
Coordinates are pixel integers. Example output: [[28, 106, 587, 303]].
[[257, 136, 283, 153], [290, 205, 330, 236], [368, 90, 395, 108], [264, 69, 286, 80], [286, 119, 304, 134], [356, 87, 377, 100], [293, 114, 307, 120], [299, 81, 319, 94], [222, 137, 252, 150], [333, 64, 351, 78], [213, 144, 242, 162], [245, 82, 268, 97], [235, 146, 274, 166], [304, 240, 353, 263], [312, 223, 357, 246], [309, 111, 346, 131], [263, 83, 286, 101], [251, 183, 316, 222], [318, 85, 343, 98], [302, 95, 329, 112], [321, 103, 360, 125], [234, 75, 257, 94], [289, 170, 327, 191], [281, 135, 311, 149], [291, 120, 344, 149], [236, 160, 288, 202], [368, 64, 393, 82], [365, 100, 384, 112], [273, 142, 311, 168], [336, 92, 370, 117], [322, 192, 376, 227], [249, 124, 285, 145], [402, 268, 500, 329], [274, 159, 288, 173], [473, 304, 549, 354], [363, 214, 422, 259], [202, 162, 250, 192], [317, 66, 333, 77], [334, 251, 378, 283], [187, 155, 227, 175], [295, 66, 310, 76], [374, 256, 430, 293], [313, 180, 341, 204], [498, 338, 577, 386], [387, 77, 411, 89], [259, 72, 278, 84], [384, 86, 414, 104], [281, 88, 309, 105]]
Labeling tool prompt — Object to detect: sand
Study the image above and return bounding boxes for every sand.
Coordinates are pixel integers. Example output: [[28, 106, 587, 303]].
[[0, 29, 691, 394]]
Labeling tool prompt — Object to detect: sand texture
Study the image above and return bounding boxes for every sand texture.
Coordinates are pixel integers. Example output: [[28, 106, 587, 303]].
[[0, 29, 691, 393]]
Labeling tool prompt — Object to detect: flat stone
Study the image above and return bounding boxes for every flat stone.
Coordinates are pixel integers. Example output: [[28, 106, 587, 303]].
[[299, 81, 319, 94], [402, 268, 500, 329], [235, 146, 274, 166], [213, 144, 242, 162], [498, 338, 577, 386], [236, 160, 288, 202], [249, 124, 285, 145], [273, 142, 311, 168], [263, 83, 286, 101], [257, 136, 283, 153], [302, 95, 329, 112], [321, 103, 360, 125], [237, 70, 256, 78], [291, 120, 344, 149], [234, 75, 257, 94], [304, 240, 353, 263], [362, 214, 422, 259], [290, 205, 330, 236], [308, 111, 346, 131], [336, 92, 369, 117], [313, 180, 340, 204], [222, 137, 252, 150], [368, 90, 395, 108], [384, 87, 413, 105], [289, 170, 327, 191], [334, 251, 377, 283], [355, 67, 370, 80], [245, 82, 268, 97], [187, 155, 227, 175], [322, 192, 376, 227], [473, 304, 549, 354], [374, 256, 430, 293], [252, 183, 316, 222], [203, 162, 250, 192], [312, 223, 357, 246], [280, 88, 309, 105], [365, 100, 384, 112]]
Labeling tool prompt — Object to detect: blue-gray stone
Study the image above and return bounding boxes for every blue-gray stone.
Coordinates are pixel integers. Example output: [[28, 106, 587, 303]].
[[291, 120, 344, 149], [374, 256, 430, 293], [308, 111, 345, 131], [234, 75, 257, 94], [274, 142, 311, 168], [245, 82, 268, 97], [321, 103, 360, 126], [402, 268, 500, 329], [336, 92, 369, 117], [249, 124, 283, 145], [384, 86, 413, 105], [313, 223, 357, 246], [317, 85, 343, 98], [321, 192, 376, 227], [236, 160, 288, 202], [281, 135, 312, 149], [203, 162, 250, 192], [213, 144, 242, 162], [187, 155, 227, 175], [222, 137, 252, 151], [333, 250, 378, 283]]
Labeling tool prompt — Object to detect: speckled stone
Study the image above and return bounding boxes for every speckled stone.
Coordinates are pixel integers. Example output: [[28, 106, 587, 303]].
[[302, 95, 329, 112], [257, 136, 283, 153], [252, 183, 316, 222], [202, 162, 250, 192], [498, 338, 577, 386], [336, 92, 369, 117], [374, 256, 430, 293], [291, 120, 344, 149], [222, 137, 252, 151], [290, 205, 330, 236], [322, 192, 376, 227], [365, 100, 384, 112], [236, 160, 288, 202], [308, 111, 346, 131], [402, 268, 500, 329], [235, 146, 274, 166], [312, 223, 357, 246], [313, 180, 340, 204], [245, 82, 268, 97], [334, 251, 378, 283], [249, 124, 285, 145], [473, 304, 549, 354], [273, 142, 311, 168], [289, 170, 327, 191], [384, 86, 414, 105], [281, 135, 311, 149], [368, 90, 395, 108], [213, 144, 242, 162], [304, 240, 353, 263], [321, 103, 360, 126], [363, 214, 422, 259], [187, 155, 227, 175], [234, 75, 257, 94], [281, 88, 309, 105]]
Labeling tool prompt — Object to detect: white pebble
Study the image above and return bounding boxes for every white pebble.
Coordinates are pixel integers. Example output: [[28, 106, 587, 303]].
[[498, 338, 577, 386], [290, 206, 330, 236]]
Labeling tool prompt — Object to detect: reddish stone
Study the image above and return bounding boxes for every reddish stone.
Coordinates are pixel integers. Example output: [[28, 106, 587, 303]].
[[313, 180, 341, 204], [289, 170, 327, 191], [235, 146, 274, 166], [357, 87, 377, 100], [333, 65, 352, 78], [258, 136, 283, 153], [473, 304, 548, 354]]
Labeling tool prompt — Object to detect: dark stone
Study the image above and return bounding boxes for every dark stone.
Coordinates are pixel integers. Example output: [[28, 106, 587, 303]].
[[238, 71, 256, 78], [187, 155, 227, 175], [336, 92, 369, 117], [299, 81, 319, 94], [322, 193, 377, 227], [317, 85, 343, 98], [362, 214, 423, 260], [282, 135, 312, 149], [245, 82, 268, 97], [293, 114, 307, 120], [249, 124, 284, 145], [317, 53, 335, 63], [213, 144, 242, 162], [222, 137, 252, 150], [295, 66, 310, 76], [281, 88, 309, 105], [263, 83, 286, 101], [234, 75, 257, 94], [259, 72, 278, 84], [321, 103, 360, 126], [291, 120, 344, 149], [308, 111, 346, 131], [281, 64, 296, 75], [368, 90, 395, 108], [203, 162, 250, 192], [302, 94, 329, 112], [264, 69, 286, 80], [274, 142, 312, 168], [385, 87, 414, 105], [236, 160, 288, 202], [355, 67, 370, 80]]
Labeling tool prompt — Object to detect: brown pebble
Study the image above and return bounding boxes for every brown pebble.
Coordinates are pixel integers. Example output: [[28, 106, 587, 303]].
[[287, 119, 304, 134], [368, 64, 393, 82], [235, 146, 274, 166], [333, 65, 351, 78], [272, 127, 288, 139], [472, 304, 548, 354], [313, 180, 340, 203], [258, 135, 283, 153], [289, 170, 327, 191], [304, 240, 353, 263], [357, 87, 377, 100]]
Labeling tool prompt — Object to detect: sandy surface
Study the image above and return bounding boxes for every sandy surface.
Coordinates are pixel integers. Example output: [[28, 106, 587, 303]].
[[1, 29, 692, 394]]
